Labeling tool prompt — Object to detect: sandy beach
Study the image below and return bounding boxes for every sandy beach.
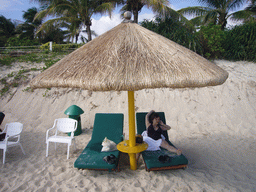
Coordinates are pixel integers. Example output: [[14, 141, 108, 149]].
[[0, 60, 255, 191]]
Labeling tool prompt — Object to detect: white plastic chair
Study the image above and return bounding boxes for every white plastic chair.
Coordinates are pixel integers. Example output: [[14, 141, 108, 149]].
[[46, 118, 77, 159], [0, 122, 25, 164]]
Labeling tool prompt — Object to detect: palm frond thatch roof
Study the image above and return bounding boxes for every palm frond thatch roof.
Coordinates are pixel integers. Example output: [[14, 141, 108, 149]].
[[30, 22, 228, 91]]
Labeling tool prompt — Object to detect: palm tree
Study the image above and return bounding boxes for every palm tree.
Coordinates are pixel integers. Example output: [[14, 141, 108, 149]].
[[34, 0, 115, 42], [119, 0, 169, 23], [39, 22, 67, 43], [17, 7, 43, 42], [246, 0, 256, 13], [0, 15, 16, 47], [178, 0, 247, 30], [231, 0, 256, 23]]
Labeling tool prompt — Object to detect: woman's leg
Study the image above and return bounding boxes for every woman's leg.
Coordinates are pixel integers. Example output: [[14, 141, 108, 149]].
[[160, 139, 182, 155]]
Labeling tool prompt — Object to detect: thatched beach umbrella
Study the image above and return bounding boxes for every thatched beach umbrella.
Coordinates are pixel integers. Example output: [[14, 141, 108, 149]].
[[30, 12, 228, 170]]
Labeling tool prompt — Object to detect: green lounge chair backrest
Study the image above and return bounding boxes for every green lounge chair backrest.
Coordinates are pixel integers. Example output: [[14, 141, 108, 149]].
[[90, 113, 124, 145], [136, 112, 169, 141]]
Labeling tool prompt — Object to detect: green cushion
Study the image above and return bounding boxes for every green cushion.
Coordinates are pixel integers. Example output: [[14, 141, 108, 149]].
[[136, 112, 188, 170], [74, 113, 124, 170]]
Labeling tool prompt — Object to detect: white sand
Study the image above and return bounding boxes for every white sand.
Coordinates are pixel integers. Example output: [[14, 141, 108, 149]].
[[0, 60, 255, 191]]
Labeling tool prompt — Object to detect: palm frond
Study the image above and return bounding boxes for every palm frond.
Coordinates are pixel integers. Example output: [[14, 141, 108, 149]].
[[230, 9, 256, 22], [35, 17, 69, 34], [228, 0, 247, 11], [94, 2, 115, 18], [178, 6, 212, 17], [144, 0, 170, 15], [204, 10, 218, 24], [189, 16, 205, 27]]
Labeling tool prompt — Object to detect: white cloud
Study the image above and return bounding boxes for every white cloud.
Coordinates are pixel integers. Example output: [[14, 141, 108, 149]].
[[91, 14, 122, 36], [138, 13, 155, 22], [77, 12, 155, 42]]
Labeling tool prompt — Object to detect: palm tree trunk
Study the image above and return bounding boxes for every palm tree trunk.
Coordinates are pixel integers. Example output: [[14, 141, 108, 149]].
[[133, 11, 139, 23], [219, 12, 227, 30], [75, 33, 79, 44], [133, 1, 139, 23], [86, 25, 92, 42]]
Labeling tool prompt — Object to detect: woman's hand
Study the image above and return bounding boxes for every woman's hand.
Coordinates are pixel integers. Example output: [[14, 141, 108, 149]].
[[159, 121, 171, 130], [176, 149, 182, 155]]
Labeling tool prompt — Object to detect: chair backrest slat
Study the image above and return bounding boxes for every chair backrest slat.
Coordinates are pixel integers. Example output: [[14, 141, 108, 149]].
[[56, 118, 77, 133], [6, 122, 23, 137]]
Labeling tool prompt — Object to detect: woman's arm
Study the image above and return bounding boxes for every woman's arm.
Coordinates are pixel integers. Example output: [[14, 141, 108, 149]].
[[145, 110, 155, 128], [159, 120, 171, 130]]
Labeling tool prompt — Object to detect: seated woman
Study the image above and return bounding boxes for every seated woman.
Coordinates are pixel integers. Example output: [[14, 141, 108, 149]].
[[142, 110, 182, 155]]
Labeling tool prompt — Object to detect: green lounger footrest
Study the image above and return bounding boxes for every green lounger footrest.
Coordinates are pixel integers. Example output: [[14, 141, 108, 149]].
[[136, 112, 188, 171], [74, 113, 124, 171]]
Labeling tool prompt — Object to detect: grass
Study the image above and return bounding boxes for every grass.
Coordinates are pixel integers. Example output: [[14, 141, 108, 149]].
[[0, 51, 67, 67], [0, 52, 69, 96]]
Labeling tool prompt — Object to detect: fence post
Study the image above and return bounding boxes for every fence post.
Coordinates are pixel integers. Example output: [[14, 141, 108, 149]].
[[49, 41, 52, 51]]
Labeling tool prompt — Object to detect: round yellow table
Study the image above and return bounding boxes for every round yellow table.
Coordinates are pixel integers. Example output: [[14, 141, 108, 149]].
[[117, 140, 148, 170]]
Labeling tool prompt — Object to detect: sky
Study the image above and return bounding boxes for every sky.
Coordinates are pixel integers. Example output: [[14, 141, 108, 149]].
[[0, 0, 249, 42]]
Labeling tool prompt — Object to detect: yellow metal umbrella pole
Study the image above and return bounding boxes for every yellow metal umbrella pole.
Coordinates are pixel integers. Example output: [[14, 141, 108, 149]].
[[128, 90, 137, 170], [116, 91, 148, 170]]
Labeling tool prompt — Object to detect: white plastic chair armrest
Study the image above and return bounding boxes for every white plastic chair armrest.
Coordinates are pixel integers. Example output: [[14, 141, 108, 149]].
[[5, 134, 19, 142], [46, 126, 56, 140], [1, 127, 7, 133]]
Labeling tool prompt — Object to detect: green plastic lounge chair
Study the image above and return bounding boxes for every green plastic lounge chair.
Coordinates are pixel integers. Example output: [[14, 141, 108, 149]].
[[74, 113, 124, 171], [136, 112, 188, 171]]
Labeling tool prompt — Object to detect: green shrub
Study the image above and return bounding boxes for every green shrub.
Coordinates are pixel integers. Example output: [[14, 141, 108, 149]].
[[0, 55, 15, 66], [197, 24, 226, 59], [140, 16, 202, 54], [5, 37, 40, 47], [223, 22, 256, 61]]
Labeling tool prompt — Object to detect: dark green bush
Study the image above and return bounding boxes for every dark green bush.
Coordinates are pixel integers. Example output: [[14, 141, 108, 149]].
[[0, 55, 15, 66], [5, 37, 40, 47], [223, 22, 256, 61], [196, 24, 226, 59], [140, 17, 202, 54]]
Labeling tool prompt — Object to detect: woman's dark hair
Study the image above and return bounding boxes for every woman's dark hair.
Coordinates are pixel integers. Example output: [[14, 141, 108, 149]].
[[149, 112, 159, 124]]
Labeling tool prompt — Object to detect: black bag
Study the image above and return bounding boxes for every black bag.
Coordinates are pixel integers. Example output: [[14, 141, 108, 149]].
[[0, 112, 6, 141], [0, 112, 5, 126], [0, 133, 6, 141]]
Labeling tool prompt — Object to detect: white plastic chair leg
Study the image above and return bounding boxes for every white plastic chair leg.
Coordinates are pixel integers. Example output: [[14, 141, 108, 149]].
[[46, 142, 49, 157], [67, 144, 70, 159], [73, 139, 76, 151], [3, 149, 6, 164], [19, 143, 25, 155]]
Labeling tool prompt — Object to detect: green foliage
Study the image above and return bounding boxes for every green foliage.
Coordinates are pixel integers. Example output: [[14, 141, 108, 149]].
[[23, 86, 33, 92], [0, 56, 15, 66], [40, 42, 82, 52], [223, 22, 256, 61], [43, 59, 60, 70], [0, 15, 16, 47], [0, 51, 69, 97], [0, 52, 67, 68], [16, 53, 46, 63], [197, 24, 226, 59], [5, 37, 40, 47], [0, 78, 10, 96], [140, 16, 202, 54], [0, 85, 9, 96]]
